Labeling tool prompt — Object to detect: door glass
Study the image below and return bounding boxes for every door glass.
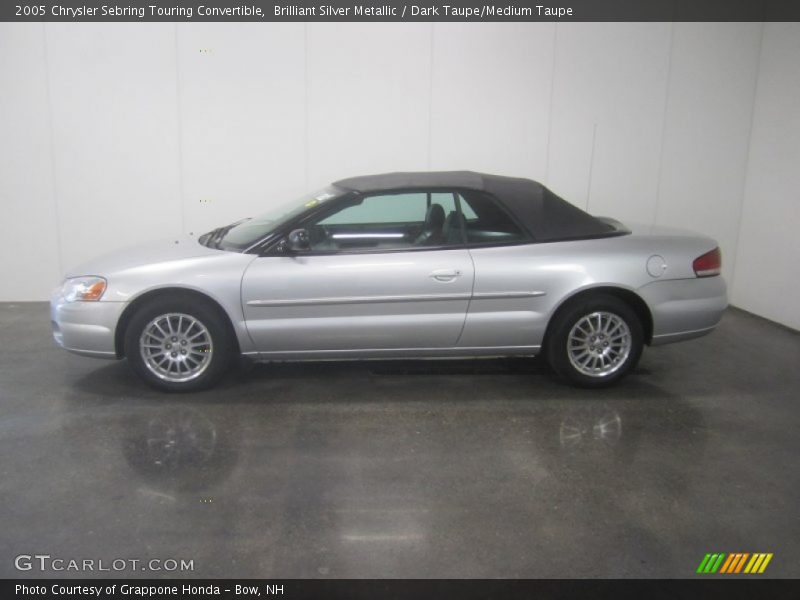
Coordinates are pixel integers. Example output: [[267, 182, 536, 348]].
[[309, 191, 465, 251], [459, 192, 527, 245], [430, 192, 477, 219]]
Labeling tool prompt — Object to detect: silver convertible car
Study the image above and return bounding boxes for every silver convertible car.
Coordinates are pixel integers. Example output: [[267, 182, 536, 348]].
[[51, 172, 727, 391]]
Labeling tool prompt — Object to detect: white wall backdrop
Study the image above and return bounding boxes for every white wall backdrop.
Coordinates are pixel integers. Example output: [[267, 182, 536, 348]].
[[548, 23, 672, 226], [0, 22, 797, 330], [731, 23, 800, 331]]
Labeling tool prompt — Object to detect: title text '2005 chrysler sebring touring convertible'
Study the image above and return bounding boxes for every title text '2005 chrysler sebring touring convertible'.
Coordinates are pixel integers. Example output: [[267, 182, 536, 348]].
[[51, 172, 727, 392]]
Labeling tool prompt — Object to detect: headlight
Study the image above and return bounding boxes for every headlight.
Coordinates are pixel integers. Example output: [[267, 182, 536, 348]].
[[61, 276, 107, 302]]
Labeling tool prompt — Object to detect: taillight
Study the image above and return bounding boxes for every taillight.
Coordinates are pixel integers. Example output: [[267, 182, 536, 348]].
[[693, 247, 721, 277]]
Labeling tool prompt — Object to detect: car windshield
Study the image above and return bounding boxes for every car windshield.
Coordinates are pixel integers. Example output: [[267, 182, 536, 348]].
[[201, 186, 343, 251]]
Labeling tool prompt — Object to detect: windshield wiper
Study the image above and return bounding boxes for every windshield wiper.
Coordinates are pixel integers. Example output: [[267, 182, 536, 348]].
[[206, 226, 230, 249], [204, 218, 252, 249]]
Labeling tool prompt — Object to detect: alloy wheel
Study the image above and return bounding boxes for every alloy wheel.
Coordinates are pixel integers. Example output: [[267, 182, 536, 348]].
[[139, 313, 214, 383], [566, 311, 632, 378]]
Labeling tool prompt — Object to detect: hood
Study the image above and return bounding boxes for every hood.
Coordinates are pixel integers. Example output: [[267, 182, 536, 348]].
[[65, 236, 225, 278]]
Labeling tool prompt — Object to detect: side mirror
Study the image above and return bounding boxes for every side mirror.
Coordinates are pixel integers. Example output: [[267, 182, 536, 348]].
[[286, 228, 311, 253]]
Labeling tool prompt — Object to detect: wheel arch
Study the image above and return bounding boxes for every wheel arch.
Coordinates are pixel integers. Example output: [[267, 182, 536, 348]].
[[542, 285, 654, 350], [114, 287, 240, 358]]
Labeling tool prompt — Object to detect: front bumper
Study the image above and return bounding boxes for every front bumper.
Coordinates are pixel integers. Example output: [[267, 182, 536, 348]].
[[639, 276, 728, 345], [50, 290, 126, 359]]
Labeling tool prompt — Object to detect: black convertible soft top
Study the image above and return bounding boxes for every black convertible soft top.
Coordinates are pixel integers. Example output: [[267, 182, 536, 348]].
[[334, 171, 616, 241]]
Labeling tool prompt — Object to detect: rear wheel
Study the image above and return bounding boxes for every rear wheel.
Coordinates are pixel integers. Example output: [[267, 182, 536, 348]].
[[545, 294, 643, 387], [124, 296, 234, 392]]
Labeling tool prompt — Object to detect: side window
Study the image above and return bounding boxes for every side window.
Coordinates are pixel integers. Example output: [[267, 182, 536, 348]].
[[431, 192, 457, 215], [320, 193, 425, 225], [459, 192, 527, 245], [307, 191, 465, 252], [429, 192, 477, 220]]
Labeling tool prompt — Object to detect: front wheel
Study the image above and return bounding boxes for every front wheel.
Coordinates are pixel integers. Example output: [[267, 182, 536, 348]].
[[545, 294, 643, 388], [124, 297, 235, 392]]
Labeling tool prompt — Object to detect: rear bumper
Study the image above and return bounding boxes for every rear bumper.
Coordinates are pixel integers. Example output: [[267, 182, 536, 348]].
[[638, 276, 727, 346], [50, 289, 125, 359]]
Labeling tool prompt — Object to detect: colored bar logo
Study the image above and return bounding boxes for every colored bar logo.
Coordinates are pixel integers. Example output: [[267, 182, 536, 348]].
[[696, 553, 773, 574]]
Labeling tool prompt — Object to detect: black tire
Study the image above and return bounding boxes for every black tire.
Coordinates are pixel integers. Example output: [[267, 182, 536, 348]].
[[545, 294, 644, 388], [124, 295, 235, 392]]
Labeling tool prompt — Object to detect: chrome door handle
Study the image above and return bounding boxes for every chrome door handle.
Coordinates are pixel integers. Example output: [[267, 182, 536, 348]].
[[429, 269, 462, 282]]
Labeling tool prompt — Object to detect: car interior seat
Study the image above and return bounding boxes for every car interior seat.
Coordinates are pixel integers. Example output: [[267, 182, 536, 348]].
[[443, 211, 467, 244], [414, 203, 446, 246]]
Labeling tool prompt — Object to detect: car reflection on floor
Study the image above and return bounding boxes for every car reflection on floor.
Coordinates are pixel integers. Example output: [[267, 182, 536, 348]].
[[28, 357, 709, 577]]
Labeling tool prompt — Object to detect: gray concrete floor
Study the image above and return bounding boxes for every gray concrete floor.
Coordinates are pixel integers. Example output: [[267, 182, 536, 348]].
[[1, 303, 798, 578]]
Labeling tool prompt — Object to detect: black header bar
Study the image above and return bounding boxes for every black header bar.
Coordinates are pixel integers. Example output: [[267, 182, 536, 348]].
[[3, 0, 800, 22]]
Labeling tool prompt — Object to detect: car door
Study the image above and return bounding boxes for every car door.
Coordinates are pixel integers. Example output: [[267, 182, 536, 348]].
[[454, 191, 552, 350], [241, 191, 475, 355]]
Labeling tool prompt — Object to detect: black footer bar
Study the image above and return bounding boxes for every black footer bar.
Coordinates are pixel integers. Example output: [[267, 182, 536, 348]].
[[6, 578, 800, 600]]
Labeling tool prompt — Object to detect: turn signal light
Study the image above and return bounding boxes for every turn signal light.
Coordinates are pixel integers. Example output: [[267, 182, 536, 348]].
[[61, 276, 107, 302], [81, 280, 107, 300], [693, 247, 721, 277]]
